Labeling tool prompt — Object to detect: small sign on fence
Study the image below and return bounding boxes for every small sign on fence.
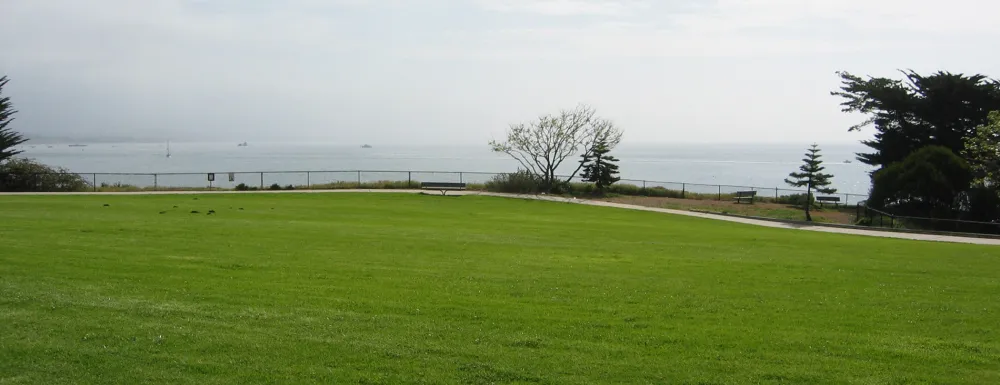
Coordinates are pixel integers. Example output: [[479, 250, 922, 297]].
[[207, 173, 215, 182], [228, 172, 235, 182]]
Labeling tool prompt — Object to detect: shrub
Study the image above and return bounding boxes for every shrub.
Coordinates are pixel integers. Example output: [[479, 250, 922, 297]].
[[0, 158, 90, 192], [607, 183, 640, 196], [235, 183, 250, 191], [268, 183, 283, 191], [775, 193, 814, 206], [305, 180, 418, 190], [962, 187, 1000, 223], [97, 182, 141, 192], [360, 180, 416, 189], [485, 170, 543, 194], [561, 182, 687, 198]]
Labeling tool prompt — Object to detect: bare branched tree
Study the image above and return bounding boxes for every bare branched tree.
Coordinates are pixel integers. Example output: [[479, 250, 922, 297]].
[[489, 104, 623, 190]]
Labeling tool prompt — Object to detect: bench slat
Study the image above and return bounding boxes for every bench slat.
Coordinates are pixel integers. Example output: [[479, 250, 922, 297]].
[[421, 182, 466, 189]]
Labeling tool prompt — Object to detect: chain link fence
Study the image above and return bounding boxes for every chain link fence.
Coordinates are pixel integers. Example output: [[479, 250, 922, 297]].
[[0, 170, 871, 203]]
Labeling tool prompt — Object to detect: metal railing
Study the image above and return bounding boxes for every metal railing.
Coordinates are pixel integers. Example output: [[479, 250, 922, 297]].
[[859, 205, 1000, 235], [0, 170, 871, 204]]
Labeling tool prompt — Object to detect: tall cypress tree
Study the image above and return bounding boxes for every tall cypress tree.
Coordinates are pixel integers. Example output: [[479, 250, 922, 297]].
[[580, 139, 620, 194], [785, 144, 837, 221], [0, 76, 27, 163]]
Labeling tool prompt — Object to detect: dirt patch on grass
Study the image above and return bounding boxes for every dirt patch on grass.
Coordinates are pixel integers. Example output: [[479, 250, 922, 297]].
[[599, 196, 857, 224]]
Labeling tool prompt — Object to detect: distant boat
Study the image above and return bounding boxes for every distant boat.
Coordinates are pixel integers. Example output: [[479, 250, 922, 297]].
[[843, 159, 853, 164], [361, 144, 373, 148], [238, 142, 248, 147], [68, 144, 87, 147], [166, 141, 172, 158]]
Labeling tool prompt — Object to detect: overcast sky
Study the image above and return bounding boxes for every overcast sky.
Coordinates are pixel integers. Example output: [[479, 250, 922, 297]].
[[2, 0, 999, 145]]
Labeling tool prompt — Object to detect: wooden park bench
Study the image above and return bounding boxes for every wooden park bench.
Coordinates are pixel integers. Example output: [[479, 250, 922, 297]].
[[733, 190, 756, 204], [420, 182, 466, 195], [816, 196, 841, 207]]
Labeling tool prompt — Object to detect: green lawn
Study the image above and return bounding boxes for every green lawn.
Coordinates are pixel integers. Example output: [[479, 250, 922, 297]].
[[1, 193, 998, 384]]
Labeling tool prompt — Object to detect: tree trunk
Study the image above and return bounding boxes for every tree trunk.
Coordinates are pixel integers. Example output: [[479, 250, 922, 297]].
[[565, 158, 586, 185], [804, 186, 812, 221]]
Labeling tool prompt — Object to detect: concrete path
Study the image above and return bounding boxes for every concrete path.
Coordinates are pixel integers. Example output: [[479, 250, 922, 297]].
[[3, 189, 998, 245]]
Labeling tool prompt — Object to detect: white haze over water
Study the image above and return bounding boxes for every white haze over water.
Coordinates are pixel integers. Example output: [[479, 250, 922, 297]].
[[16, 142, 874, 196]]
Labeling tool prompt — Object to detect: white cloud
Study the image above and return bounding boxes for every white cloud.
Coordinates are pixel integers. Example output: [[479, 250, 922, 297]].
[[1, 0, 999, 145], [477, 0, 650, 16], [682, 0, 1000, 35], [472, 0, 1000, 58]]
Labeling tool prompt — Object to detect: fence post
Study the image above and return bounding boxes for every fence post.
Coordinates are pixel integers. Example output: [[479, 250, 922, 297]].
[[93, 174, 97, 192], [460, 172, 464, 184], [260, 172, 264, 190], [682, 183, 686, 199], [357, 171, 362, 186], [307, 172, 311, 189], [775, 187, 779, 200], [408, 171, 412, 187], [154, 174, 158, 191], [642, 180, 646, 195], [718, 185, 721, 201]]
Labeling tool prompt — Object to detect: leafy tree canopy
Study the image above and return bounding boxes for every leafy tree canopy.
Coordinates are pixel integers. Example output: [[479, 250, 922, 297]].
[[963, 110, 1000, 187], [870, 145, 972, 213], [832, 70, 1000, 169], [1, 76, 28, 163], [785, 144, 836, 221], [580, 139, 620, 192]]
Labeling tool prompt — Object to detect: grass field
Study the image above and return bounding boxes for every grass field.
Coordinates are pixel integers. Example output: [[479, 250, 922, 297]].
[[1, 193, 998, 384]]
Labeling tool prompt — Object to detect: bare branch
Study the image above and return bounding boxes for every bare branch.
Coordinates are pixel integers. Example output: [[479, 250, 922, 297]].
[[489, 104, 623, 190]]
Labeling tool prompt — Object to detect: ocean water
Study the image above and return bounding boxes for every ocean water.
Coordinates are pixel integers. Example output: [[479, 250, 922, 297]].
[[14, 142, 875, 197]]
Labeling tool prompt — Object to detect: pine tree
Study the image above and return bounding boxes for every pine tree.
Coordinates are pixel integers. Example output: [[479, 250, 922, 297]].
[[580, 139, 620, 194], [785, 144, 836, 221], [0, 76, 27, 163]]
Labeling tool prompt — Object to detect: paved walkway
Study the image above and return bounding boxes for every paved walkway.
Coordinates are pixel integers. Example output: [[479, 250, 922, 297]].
[[3, 189, 998, 245]]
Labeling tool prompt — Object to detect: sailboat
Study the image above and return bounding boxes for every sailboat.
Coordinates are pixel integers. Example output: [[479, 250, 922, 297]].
[[166, 142, 172, 158]]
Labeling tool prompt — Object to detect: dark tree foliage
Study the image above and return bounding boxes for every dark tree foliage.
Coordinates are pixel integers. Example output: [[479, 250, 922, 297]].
[[0, 158, 90, 192], [832, 70, 1000, 169], [869, 146, 972, 216], [785, 144, 836, 221], [0, 76, 28, 163], [580, 139, 620, 193]]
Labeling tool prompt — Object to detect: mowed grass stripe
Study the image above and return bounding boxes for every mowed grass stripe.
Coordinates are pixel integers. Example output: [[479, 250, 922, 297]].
[[0, 193, 998, 384]]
